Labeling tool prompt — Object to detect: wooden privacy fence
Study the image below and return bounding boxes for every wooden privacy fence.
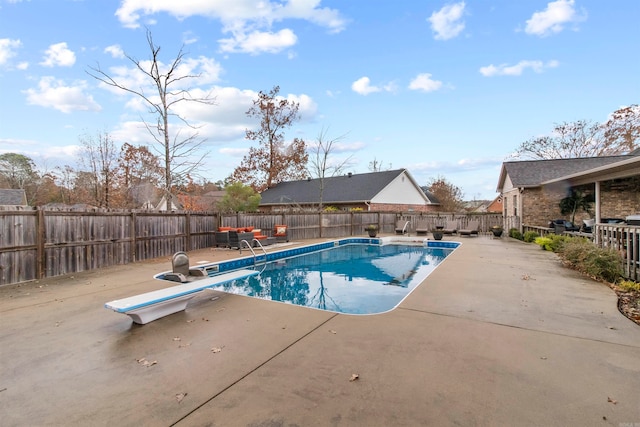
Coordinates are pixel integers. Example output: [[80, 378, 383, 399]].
[[0, 208, 218, 285], [0, 209, 503, 286], [221, 212, 504, 239]]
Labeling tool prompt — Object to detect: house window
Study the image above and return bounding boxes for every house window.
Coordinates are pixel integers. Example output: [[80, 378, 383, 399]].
[[504, 197, 508, 216], [513, 195, 517, 216]]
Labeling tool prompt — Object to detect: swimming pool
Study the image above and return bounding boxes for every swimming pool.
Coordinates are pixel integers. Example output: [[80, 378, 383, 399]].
[[157, 238, 459, 315]]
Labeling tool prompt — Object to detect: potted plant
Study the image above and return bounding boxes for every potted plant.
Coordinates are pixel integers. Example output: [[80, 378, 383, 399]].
[[491, 225, 503, 237], [365, 224, 379, 237], [431, 228, 444, 240]]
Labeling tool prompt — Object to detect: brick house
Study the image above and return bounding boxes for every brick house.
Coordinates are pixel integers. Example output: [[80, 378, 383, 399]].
[[496, 151, 640, 230], [259, 169, 440, 213]]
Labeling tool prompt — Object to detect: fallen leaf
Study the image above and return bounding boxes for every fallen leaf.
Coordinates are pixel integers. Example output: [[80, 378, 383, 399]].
[[136, 358, 157, 367], [607, 397, 617, 405], [175, 393, 187, 403], [608, 326, 617, 330], [202, 317, 209, 322], [186, 319, 196, 323], [211, 346, 224, 353], [540, 356, 547, 360], [349, 374, 359, 382], [329, 330, 337, 334], [173, 337, 181, 341]]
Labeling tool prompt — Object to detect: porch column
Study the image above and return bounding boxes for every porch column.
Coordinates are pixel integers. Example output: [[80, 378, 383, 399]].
[[594, 181, 601, 245]]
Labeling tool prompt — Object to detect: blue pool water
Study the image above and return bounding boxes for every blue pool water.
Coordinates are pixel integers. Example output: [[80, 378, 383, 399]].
[[195, 241, 456, 315]]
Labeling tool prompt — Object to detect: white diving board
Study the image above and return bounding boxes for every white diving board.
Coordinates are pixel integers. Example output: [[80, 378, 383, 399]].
[[105, 269, 259, 324]]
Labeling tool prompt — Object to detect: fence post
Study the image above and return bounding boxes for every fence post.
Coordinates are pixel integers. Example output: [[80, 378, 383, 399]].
[[130, 212, 137, 262], [185, 212, 191, 252], [37, 208, 45, 279]]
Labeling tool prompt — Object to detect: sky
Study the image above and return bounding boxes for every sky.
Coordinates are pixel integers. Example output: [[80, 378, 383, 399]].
[[0, 0, 638, 201]]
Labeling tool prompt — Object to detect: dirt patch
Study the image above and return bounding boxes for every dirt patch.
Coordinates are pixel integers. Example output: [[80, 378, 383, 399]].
[[613, 286, 640, 326]]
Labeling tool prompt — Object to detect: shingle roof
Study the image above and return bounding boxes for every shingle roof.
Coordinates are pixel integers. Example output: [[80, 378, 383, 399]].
[[260, 169, 431, 205], [0, 189, 27, 205], [500, 155, 632, 188]]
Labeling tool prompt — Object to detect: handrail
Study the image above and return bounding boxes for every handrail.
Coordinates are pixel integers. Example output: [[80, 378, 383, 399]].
[[252, 238, 268, 261], [251, 239, 268, 274], [239, 239, 268, 273]]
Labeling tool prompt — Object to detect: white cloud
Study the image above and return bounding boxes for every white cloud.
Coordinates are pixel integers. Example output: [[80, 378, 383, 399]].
[[0, 38, 22, 66], [40, 42, 76, 67], [351, 77, 397, 95], [23, 76, 101, 113], [525, 0, 585, 37], [219, 29, 297, 54], [112, 85, 318, 145], [17, 61, 29, 70], [479, 60, 559, 76], [428, 2, 466, 40], [351, 77, 380, 95], [104, 44, 125, 59], [115, 0, 347, 53], [408, 73, 443, 92]]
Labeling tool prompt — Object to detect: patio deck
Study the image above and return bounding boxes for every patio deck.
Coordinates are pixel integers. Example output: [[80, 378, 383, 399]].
[[1, 235, 639, 426]]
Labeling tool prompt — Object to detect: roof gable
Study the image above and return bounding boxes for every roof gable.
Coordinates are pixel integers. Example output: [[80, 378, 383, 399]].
[[260, 169, 434, 206], [497, 155, 632, 191]]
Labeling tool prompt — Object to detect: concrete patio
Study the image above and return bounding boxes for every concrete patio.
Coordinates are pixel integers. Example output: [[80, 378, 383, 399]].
[[1, 235, 639, 426]]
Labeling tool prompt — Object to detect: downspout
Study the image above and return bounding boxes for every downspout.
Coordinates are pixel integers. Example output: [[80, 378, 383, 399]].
[[519, 187, 525, 232]]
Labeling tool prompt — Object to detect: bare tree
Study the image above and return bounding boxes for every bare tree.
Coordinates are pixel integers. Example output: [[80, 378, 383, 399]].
[[77, 130, 120, 208], [603, 104, 640, 154], [368, 157, 392, 172], [87, 29, 216, 210], [308, 127, 352, 210], [513, 105, 639, 160], [230, 86, 308, 192]]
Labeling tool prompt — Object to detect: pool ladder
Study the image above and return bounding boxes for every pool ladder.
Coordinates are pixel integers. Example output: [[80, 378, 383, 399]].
[[239, 239, 268, 274]]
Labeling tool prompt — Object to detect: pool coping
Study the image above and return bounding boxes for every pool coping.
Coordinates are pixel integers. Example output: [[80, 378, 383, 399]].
[[155, 236, 461, 281]]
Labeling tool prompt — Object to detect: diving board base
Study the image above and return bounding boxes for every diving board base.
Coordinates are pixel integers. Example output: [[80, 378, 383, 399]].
[[124, 294, 196, 324]]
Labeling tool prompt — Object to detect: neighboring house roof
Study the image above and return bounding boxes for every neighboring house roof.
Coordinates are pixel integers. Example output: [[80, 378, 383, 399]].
[[496, 154, 633, 191], [260, 169, 437, 206], [0, 189, 27, 206]]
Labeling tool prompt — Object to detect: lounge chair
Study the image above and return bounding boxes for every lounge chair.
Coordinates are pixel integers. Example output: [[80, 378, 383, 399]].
[[458, 220, 480, 237], [274, 225, 289, 242], [395, 220, 410, 235], [442, 220, 458, 235], [415, 219, 429, 235]]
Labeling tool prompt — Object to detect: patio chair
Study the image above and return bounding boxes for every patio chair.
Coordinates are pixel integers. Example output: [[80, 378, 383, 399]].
[[395, 220, 410, 235], [274, 225, 289, 242], [458, 220, 480, 237], [442, 220, 458, 235], [415, 219, 429, 235]]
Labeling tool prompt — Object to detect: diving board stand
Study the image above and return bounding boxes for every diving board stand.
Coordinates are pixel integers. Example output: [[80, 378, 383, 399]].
[[105, 269, 259, 324]]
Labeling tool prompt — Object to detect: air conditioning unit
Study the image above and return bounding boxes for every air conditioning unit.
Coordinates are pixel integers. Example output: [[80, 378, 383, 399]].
[[625, 215, 640, 226]]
